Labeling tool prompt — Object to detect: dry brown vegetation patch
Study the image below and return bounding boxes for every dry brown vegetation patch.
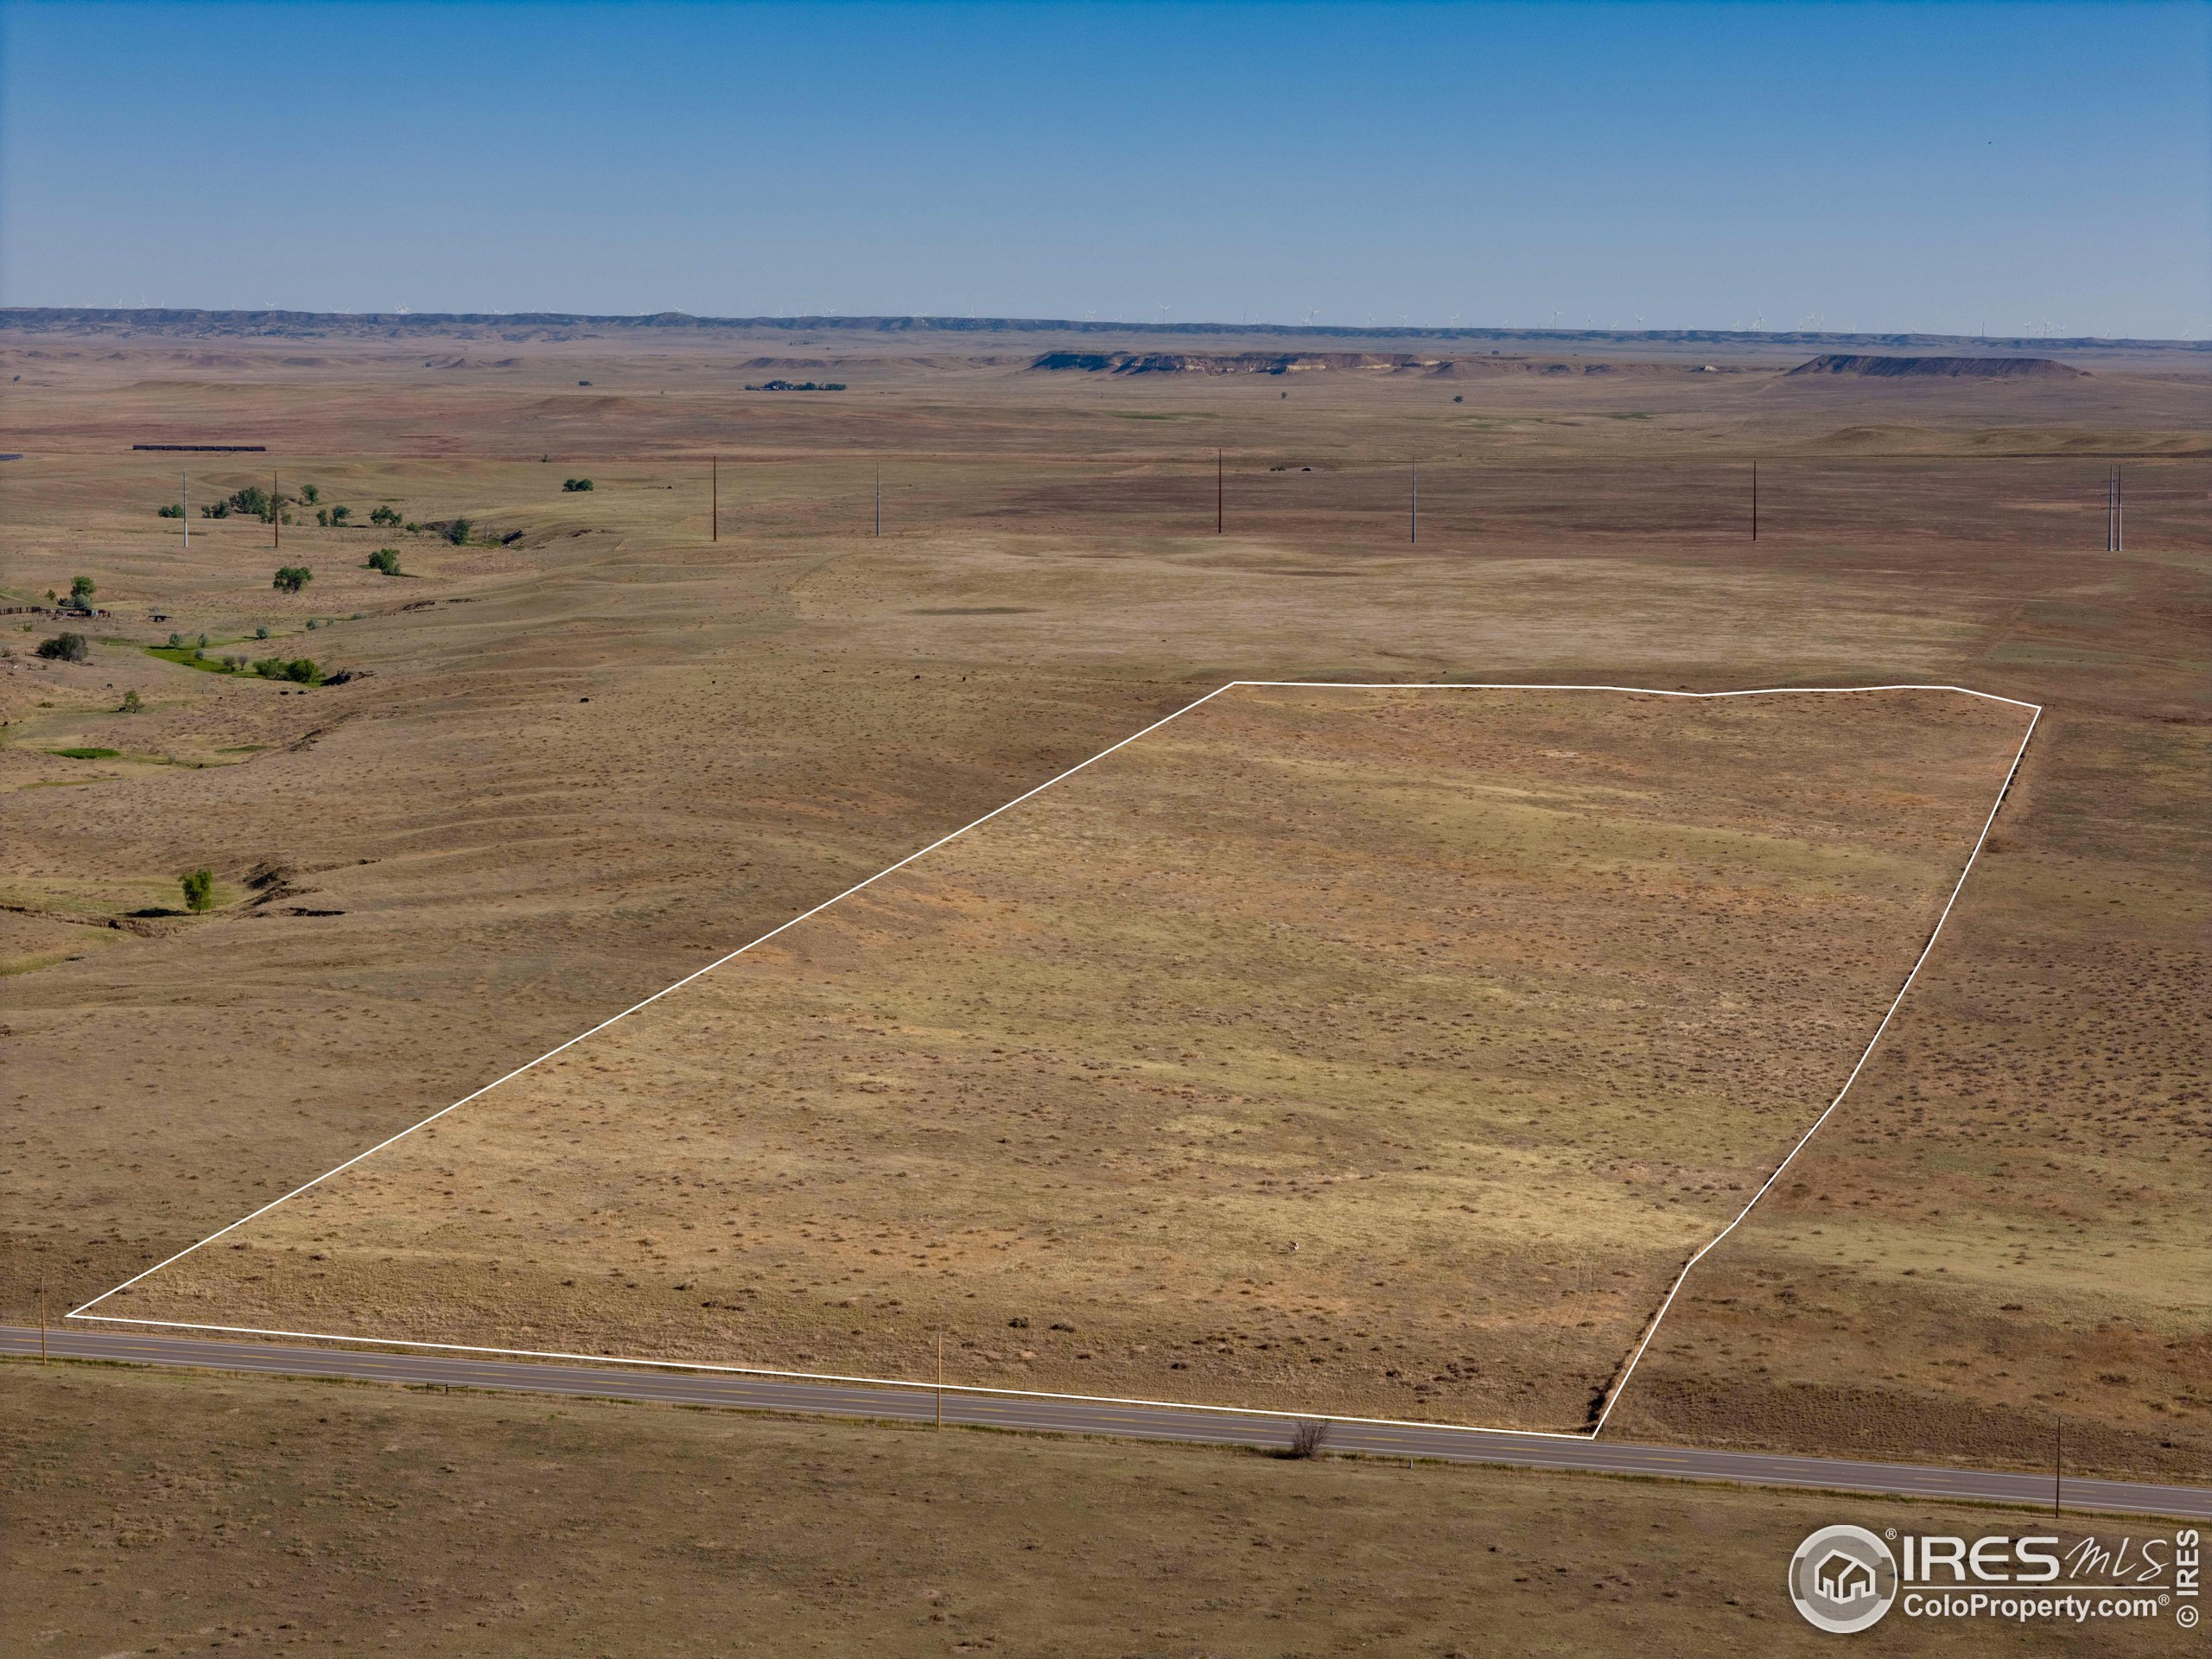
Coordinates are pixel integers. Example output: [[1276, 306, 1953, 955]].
[[111, 685, 2028, 1429], [4, 321, 2205, 1478]]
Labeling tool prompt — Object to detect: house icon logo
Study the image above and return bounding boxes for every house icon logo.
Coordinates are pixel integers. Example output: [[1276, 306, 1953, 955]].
[[1789, 1525, 1898, 1632], [1816, 1550, 1876, 1603]]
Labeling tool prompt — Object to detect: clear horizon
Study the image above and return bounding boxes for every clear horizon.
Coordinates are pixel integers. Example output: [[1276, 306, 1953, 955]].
[[3, 1, 2206, 340]]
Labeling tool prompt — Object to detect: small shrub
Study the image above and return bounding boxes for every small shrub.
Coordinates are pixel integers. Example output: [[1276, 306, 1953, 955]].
[[306, 618, 321, 630], [118, 688, 143, 713], [256, 655, 319, 684], [563, 478, 594, 492], [200, 500, 230, 518], [157, 503, 183, 518], [166, 632, 184, 647], [272, 565, 313, 594], [180, 868, 214, 912], [369, 504, 401, 526], [35, 632, 89, 662], [315, 508, 330, 527], [229, 485, 271, 520], [365, 548, 402, 575], [1282, 1420, 1332, 1459], [223, 655, 247, 671], [446, 518, 471, 545], [404, 521, 421, 534], [255, 624, 271, 639], [328, 505, 351, 524], [300, 484, 320, 505], [196, 633, 210, 648]]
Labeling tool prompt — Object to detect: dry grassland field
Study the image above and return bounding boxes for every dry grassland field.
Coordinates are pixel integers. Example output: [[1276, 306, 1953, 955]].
[[3, 315, 2209, 1482], [106, 683, 2031, 1433], [8, 1358, 2158, 1659]]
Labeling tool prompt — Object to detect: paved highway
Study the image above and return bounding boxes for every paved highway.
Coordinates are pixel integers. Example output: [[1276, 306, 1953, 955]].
[[7, 1325, 2206, 1521]]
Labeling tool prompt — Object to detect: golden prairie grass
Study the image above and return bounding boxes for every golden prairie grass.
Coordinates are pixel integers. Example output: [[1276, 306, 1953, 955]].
[[6, 325, 2205, 1475], [10, 1357, 2146, 1659], [112, 683, 2029, 1429]]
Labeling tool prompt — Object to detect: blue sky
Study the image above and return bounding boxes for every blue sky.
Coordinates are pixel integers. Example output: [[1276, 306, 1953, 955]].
[[3, 1, 2205, 337]]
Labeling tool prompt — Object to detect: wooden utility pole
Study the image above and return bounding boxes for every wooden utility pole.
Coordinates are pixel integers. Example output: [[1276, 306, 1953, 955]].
[[38, 1272, 47, 1363], [181, 473, 189, 550], [272, 470, 281, 550], [1215, 448, 1224, 534], [2055, 1414, 2063, 1516], [1751, 462, 1758, 542], [874, 463, 881, 537], [711, 455, 718, 543], [1409, 458, 1418, 543], [935, 1332, 944, 1428]]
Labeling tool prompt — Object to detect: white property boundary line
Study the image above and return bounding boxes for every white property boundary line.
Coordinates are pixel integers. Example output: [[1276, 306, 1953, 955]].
[[70, 679, 2042, 1444]]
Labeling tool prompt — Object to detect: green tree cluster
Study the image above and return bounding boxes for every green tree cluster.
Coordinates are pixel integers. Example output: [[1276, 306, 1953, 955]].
[[272, 565, 313, 594], [35, 632, 89, 662], [253, 656, 320, 684]]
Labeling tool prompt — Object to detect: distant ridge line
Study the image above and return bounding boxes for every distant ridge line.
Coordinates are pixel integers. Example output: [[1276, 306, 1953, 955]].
[[1, 307, 2200, 353], [1785, 353, 2088, 379]]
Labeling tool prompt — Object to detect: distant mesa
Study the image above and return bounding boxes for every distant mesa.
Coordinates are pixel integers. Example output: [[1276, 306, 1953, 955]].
[[1030, 350, 1688, 378], [1031, 350, 1428, 376], [1785, 353, 2086, 379]]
